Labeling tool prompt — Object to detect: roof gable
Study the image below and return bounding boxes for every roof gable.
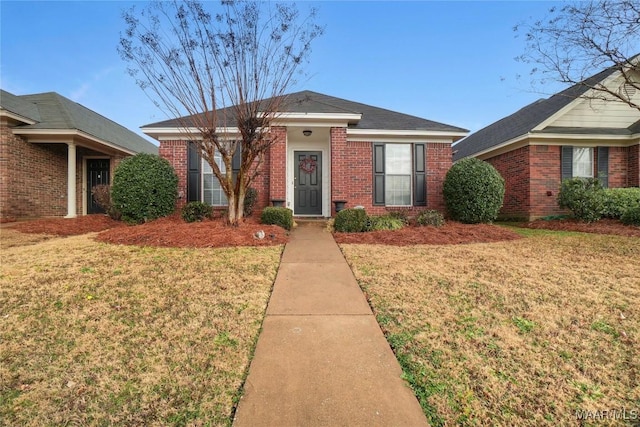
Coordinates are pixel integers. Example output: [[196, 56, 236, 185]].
[[143, 90, 468, 133], [453, 66, 626, 160], [1, 90, 157, 154]]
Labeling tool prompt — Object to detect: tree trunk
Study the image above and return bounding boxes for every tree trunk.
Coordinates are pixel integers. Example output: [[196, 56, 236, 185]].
[[226, 187, 246, 226]]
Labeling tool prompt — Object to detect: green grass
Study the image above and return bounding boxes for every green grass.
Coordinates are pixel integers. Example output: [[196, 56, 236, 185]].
[[340, 231, 640, 426], [0, 232, 282, 426]]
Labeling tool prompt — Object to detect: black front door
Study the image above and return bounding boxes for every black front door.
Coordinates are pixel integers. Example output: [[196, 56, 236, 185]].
[[294, 151, 322, 215], [87, 159, 110, 214]]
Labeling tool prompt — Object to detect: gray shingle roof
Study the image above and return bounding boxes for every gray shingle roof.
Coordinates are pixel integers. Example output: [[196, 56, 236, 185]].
[[144, 90, 468, 133], [0, 90, 41, 122], [1, 90, 157, 155], [452, 67, 619, 160]]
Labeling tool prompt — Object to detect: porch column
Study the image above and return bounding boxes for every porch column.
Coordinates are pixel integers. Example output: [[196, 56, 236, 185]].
[[65, 142, 77, 218]]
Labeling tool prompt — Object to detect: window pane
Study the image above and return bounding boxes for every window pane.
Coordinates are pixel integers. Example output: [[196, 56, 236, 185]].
[[385, 175, 411, 206], [386, 144, 411, 174], [202, 154, 228, 206], [573, 147, 593, 178]]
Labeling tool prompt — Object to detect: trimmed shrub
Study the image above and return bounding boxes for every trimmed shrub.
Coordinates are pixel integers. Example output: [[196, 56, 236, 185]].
[[416, 210, 445, 227], [90, 184, 121, 220], [243, 187, 258, 217], [368, 215, 404, 231], [181, 201, 212, 223], [621, 206, 640, 226], [111, 153, 178, 224], [443, 158, 505, 224], [602, 188, 640, 219], [334, 208, 368, 232], [260, 207, 293, 230], [557, 178, 605, 223], [386, 209, 410, 225]]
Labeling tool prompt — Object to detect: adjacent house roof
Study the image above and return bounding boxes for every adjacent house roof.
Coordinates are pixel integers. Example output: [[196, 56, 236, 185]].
[[0, 89, 157, 154], [452, 67, 621, 160], [143, 90, 468, 133]]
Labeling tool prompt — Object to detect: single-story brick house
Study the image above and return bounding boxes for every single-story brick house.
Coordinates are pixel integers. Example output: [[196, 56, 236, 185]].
[[453, 67, 640, 220], [0, 90, 158, 220], [142, 90, 468, 217]]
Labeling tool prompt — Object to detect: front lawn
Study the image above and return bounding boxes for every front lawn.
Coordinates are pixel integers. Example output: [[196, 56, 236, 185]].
[[340, 229, 639, 426], [0, 231, 282, 425]]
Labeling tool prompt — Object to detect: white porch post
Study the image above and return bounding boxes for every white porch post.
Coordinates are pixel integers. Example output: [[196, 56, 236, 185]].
[[65, 142, 77, 218]]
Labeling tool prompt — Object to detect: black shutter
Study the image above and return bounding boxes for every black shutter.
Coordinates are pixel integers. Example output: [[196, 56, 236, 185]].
[[373, 144, 385, 205], [561, 146, 573, 181], [413, 144, 426, 206], [187, 141, 201, 202], [232, 142, 241, 185], [597, 147, 609, 188]]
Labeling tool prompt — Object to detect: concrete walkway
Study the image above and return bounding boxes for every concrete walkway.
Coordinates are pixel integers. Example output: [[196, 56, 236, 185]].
[[233, 221, 428, 427]]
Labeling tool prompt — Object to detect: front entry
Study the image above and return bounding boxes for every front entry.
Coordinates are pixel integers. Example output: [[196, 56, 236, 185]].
[[294, 151, 322, 215], [86, 158, 110, 214]]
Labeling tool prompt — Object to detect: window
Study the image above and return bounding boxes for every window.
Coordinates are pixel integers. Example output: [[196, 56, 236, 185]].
[[561, 146, 609, 187], [385, 144, 412, 206], [373, 143, 426, 207], [572, 147, 593, 178], [203, 152, 228, 206]]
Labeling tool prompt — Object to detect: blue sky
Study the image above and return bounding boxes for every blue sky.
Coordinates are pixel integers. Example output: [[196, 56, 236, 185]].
[[1, 1, 565, 143]]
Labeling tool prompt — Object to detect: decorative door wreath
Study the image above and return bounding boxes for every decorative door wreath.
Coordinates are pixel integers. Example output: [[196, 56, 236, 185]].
[[298, 156, 317, 174]]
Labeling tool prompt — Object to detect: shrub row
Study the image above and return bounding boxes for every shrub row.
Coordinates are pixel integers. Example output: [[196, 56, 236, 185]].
[[558, 178, 640, 224], [332, 208, 446, 232]]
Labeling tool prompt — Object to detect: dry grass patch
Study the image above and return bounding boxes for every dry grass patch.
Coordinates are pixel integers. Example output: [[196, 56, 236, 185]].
[[0, 234, 282, 426], [340, 230, 639, 426], [0, 228, 56, 248]]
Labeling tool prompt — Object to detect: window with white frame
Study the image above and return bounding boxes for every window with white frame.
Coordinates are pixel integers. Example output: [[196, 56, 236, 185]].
[[203, 152, 228, 206], [572, 147, 593, 178], [385, 144, 412, 206]]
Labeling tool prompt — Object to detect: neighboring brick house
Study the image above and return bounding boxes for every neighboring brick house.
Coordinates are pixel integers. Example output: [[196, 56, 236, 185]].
[[142, 91, 468, 217], [453, 67, 640, 220], [0, 90, 158, 220]]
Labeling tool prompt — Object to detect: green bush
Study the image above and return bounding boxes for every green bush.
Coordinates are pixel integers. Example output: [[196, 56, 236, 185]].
[[334, 208, 369, 232], [443, 158, 505, 224], [601, 188, 640, 219], [416, 210, 445, 227], [386, 209, 410, 225], [181, 201, 212, 223], [111, 153, 178, 224], [621, 206, 640, 226], [368, 215, 404, 231], [557, 178, 605, 223], [243, 187, 258, 217], [260, 207, 293, 230]]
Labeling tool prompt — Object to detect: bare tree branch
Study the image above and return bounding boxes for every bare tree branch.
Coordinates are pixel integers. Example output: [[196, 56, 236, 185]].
[[515, 0, 640, 111], [118, 0, 323, 225]]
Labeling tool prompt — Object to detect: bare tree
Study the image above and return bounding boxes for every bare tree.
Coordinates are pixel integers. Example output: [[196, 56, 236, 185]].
[[119, 0, 323, 225], [515, 0, 640, 110]]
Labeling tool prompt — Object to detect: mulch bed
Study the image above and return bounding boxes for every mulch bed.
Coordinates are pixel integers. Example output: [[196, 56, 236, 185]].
[[332, 222, 522, 246], [6, 214, 288, 248], [8, 215, 124, 236], [96, 216, 288, 248], [521, 218, 640, 238]]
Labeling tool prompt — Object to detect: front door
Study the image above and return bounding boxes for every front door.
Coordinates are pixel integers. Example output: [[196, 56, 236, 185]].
[[87, 159, 110, 214], [294, 151, 322, 215]]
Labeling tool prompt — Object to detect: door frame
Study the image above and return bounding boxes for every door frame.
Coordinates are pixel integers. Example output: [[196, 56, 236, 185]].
[[82, 156, 111, 215], [287, 145, 330, 217], [293, 150, 323, 216]]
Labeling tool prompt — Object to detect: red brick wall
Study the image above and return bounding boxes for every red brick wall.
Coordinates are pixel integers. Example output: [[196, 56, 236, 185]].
[[1, 124, 69, 219], [485, 146, 531, 219], [426, 143, 452, 212], [628, 143, 639, 187], [330, 134, 452, 216], [268, 127, 287, 202], [529, 145, 564, 218], [608, 146, 629, 188], [159, 140, 188, 209]]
